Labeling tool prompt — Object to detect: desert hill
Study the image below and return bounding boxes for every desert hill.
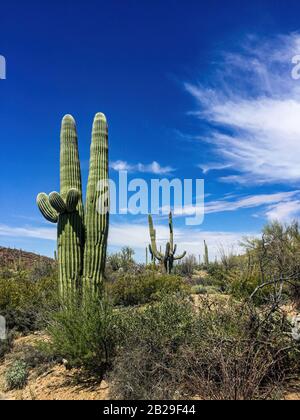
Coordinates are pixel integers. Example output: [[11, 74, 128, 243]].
[[0, 246, 54, 271]]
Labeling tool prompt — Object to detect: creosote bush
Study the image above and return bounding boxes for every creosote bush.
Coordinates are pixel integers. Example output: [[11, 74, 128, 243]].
[[107, 272, 189, 306], [45, 294, 117, 373]]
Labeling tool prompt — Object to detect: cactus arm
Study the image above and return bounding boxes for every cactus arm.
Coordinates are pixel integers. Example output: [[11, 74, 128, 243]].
[[174, 251, 187, 261], [149, 244, 156, 263], [49, 192, 67, 214], [148, 215, 163, 261], [83, 113, 109, 292], [173, 244, 177, 256], [66, 188, 80, 212], [37, 193, 58, 223]]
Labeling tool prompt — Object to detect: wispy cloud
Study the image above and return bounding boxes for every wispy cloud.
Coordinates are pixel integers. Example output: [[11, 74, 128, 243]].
[[0, 224, 56, 241], [185, 33, 300, 185], [110, 160, 175, 175], [205, 191, 300, 214], [167, 190, 300, 218], [264, 200, 300, 222], [198, 163, 232, 174]]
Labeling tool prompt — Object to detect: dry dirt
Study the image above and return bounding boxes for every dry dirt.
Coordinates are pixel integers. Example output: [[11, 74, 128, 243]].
[[0, 335, 110, 400]]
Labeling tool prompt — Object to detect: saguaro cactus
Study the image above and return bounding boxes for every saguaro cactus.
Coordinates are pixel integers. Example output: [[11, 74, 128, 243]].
[[204, 240, 209, 267], [83, 113, 109, 293], [148, 212, 186, 274], [37, 113, 109, 298]]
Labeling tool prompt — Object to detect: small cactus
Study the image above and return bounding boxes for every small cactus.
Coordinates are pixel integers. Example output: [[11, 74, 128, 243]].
[[148, 212, 186, 274]]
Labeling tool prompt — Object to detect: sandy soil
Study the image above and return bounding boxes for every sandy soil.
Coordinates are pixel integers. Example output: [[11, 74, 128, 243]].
[[0, 335, 110, 400]]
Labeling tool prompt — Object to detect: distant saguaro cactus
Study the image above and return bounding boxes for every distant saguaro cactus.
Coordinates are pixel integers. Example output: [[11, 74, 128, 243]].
[[148, 212, 186, 274], [204, 240, 209, 267], [37, 113, 109, 298]]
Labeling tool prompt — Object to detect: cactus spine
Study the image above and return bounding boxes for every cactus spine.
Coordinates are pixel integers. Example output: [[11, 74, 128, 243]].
[[148, 212, 186, 274], [37, 113, 109, 298]]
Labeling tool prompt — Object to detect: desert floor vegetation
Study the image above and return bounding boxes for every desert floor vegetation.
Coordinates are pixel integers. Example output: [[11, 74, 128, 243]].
[[0, 220, 300, 400]]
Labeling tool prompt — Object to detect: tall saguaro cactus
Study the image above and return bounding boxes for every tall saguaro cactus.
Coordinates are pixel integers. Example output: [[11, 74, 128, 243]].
[[148, 212, 186, 274], [37, 113, 109, 298], [83, 113, 109, 293]]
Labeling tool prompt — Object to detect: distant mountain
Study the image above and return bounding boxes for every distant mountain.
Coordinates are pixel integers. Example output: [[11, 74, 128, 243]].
[[0, 246, 54, 270]]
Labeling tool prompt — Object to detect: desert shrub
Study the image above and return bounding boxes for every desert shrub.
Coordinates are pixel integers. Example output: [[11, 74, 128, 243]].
[[227, 269, 275, 304], [28, 261, 56, 282], [8, 341, 55, 372], [110, 295, 195, 399], [5, 360, 28, 390], [239, 222, 300, 304], [107, 247, 136, 273], [0, 331, 14, 360], [107, 273, 189, 306], [0, 274, 59, 332], [206, 263, 228, 291], [45, 296, 117, 373], [181, 301, 299, 400], [110, 295, 299, 400], [174, 255, 197, 277], [191, 285, 221, 295]]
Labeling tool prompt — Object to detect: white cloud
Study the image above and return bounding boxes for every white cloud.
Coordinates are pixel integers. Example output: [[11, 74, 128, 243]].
[[265, 200, 300, 222], [110, 160, 131, 171], [0, 224, 56, 241], [110, 160, 175, 175], [109, 222, 253, 261], [185, 33, 300, 185]]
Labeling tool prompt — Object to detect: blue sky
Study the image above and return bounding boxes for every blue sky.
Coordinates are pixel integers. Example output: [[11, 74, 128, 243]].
[[1, 0, 300, 261]]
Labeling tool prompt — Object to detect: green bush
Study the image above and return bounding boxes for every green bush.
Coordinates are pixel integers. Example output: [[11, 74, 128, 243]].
[[191, 285, 221, 295], [5, 360, 28, 390], [107, 273, 189, 306], [45, 296, 117, 373], [226, 269, 276, 304], [0, 273, 59, 332]]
